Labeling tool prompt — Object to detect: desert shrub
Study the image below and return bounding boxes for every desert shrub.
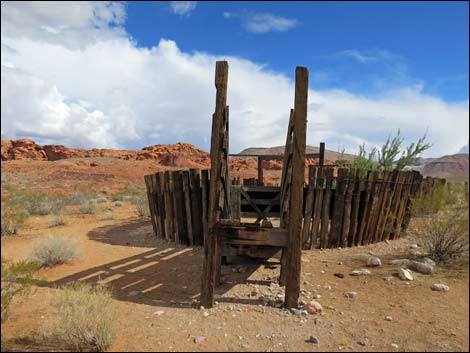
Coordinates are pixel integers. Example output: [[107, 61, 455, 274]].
[[99, 187, 111, 195], [411, 184, 461, 217], [1, 202, 28, 236], [114, 201, 123, 207], [95, 197, 108, 204], [131, 196, 150, 218], [112, 183, 145, 202], [51, 283, 116, 352], [49, 214, 67, 228], [412, 207, 469, 263], [79, 201, 96, 215], [1, 257, 37, 323], [98, 212, 114, 221], [30, 236, 79, 267]]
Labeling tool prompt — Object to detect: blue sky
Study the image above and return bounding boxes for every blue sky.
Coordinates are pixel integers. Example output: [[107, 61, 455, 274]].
[[1, 1, 469, 157], [126, 1, 469, 101]]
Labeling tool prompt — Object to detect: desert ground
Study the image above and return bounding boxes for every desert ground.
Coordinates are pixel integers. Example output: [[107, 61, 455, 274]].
[[1, 189, 469, 351]]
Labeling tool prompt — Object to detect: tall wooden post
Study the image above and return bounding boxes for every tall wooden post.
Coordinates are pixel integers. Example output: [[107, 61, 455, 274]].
[[319, 142, 325, 168], [258, 157, 264, 186], [200, 61, 229, 309], [284, 67, 308, 309]]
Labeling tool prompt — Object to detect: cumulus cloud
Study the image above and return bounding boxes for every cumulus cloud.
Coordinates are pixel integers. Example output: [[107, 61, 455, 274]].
[[170, 1, 197, 16], [1, 1, 468, 157], [224, 12, 298, 33]]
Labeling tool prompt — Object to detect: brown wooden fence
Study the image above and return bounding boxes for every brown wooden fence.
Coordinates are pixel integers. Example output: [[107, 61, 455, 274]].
[[144, 167, 446, 249]]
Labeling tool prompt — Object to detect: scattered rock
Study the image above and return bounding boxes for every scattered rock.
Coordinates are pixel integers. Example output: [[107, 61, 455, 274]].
[[422, 257, 436, 267], [203, 311, 209, 317], [391, 343, 399, 348], [350, 269, 371, 276], [407, 261, 433, 274], [358, 337, 369, 346], [308, 335, 320, 344], [114, 201, 123, 207], [153, 310, 164, 316], [383, 276, 395, 282], [194, 336, 205, 344], [389, 259, 411, 266], [398, 268, 413, 281], [306, 300, 323, 314], [367, 257, 382, 267], [384, 316, 393, 321], [129, 291, 139, 296], [334, 273, 345, 278], [410, 250, 422, 256], [237, 266, 247, 273], [345, 291, 357, 299], [431, 283, 450, 292], [410, 243, 419, 249]]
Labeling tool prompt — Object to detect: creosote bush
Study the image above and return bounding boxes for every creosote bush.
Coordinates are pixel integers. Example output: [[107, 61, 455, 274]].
[[51, 283, 116, 352], [131, 195, 150, 218], [79, 200, 96, 215], [1, 257, 38, 323], [99, 212, 114, 221], [49, 214, 67, 228], [1, 202, 28, 236], [30, 236, 79, 267]]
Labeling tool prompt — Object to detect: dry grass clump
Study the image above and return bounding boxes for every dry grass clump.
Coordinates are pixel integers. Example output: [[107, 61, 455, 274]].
[[98, 212, 114, 221], [79, 200, 97, 215], [131, 195, 150, 218], [30, 236, 79, 267], [50, 283, 116, 352], [1, 202, 28, 236], [49, 214, 67, 228], [95, 197, 108, 204]]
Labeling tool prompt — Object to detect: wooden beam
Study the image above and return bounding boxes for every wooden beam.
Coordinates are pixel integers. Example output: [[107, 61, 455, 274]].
[[257, 156, 264, 186], [285, 66, 308, 309], [319, 142, 325, 168]]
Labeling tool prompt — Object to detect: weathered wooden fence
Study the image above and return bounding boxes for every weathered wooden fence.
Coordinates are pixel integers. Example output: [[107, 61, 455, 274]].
[[145, 167, 446, 249]]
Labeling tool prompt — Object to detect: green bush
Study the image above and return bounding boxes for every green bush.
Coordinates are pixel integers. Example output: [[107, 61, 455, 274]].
[[79, 201, 96, 215], [51, 283, 116, 352], [131, 196, 150, 218], [98, 212, 114, 221], [30, 236, 79, 267], [49, 214, 67, 228], [1, 257, 38, 323]]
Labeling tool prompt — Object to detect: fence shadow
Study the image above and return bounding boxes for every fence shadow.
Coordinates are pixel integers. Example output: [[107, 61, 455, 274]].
[[45, 219, 273, 308]]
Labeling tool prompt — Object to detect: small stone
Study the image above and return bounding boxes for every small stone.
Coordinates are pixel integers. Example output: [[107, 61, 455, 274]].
[[422, 257, 436, 267], [431, 283, 449, 292], [129, 291, 139, 296], [237, 267, 247, 273], [410, 243, 419, 249], [383, 276, 395, 282], [194, 336, 205, 344], [334, 273, 345, 278], [389, 259, 411, 266], [308, 335, 320, 344], [153, 310, 165, 316], [384, 316, 393, 321], [407, 261, 433, 274], [410, 250, 422, 256], [350, 269, 371, 276], [391, 343, 399, 348], [345, 291, 357, 299], [306, 300, 323, 314], [398, 268, 413, 281], [358, 338, 369, 346], [203, 311, 209, 317], [367, 257, 382, 267]]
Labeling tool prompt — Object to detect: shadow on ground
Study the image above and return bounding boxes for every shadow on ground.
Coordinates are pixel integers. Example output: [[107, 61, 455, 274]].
[[46, 219, 281, 309]]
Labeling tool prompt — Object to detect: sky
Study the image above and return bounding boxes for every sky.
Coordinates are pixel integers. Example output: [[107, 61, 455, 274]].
[[1, 1, 469, 157]]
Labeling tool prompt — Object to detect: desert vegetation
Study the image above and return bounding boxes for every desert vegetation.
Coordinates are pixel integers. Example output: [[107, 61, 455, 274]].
[[50, 283, 116, 352], [30, 236, 79, 267]]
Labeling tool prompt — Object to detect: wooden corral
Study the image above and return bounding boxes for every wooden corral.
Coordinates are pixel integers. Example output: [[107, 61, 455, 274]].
[[144, 60, 447, 310]]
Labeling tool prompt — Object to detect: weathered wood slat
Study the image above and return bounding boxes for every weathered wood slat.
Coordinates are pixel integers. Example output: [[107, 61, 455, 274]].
[[190, 168, 203, 246], [182, 171, 194, 246], [348, 168, 363, 246], [320, 168, 334, 249], [301, 166, 316, 248], [341, 168, 354, 247], [310, 167, 324, 249]]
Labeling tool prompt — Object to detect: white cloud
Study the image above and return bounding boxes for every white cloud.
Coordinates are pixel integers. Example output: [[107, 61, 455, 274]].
[[170, 1, 197, 16], [225, 12, 298, 33], [1, 2, 468, 158]]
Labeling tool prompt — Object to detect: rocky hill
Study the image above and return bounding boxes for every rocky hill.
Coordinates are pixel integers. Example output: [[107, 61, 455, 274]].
[[238, 145, 356, 162], [422, 153, 469, 180]]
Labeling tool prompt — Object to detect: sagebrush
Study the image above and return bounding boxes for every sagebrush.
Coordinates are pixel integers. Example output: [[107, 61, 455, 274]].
[[30, 236, 79, 267]]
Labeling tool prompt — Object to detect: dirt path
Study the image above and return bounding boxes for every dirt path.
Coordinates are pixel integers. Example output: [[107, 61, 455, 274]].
[[1, 203, 469, 352]]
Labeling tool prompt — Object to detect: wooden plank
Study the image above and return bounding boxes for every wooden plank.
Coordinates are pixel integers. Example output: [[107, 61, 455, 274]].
[[393, 172, 414, 238], [370, 171, 390, 244], [157, 173, 166, 240], [174, 171, 187, 244], [240, 188, 267, 220], [218, 227, 289, 247], [310, 167, 325, 249], [169, 171, 179, 243], [161, 171, 172, 240], [190, 168, 203, 246], [201, 169, 209, 245], [329, 168, 347, 248], [154, 173, 165, 239], [258, 156, 264, 186], [400, 171, 422, 233], [144, 175, 158, 237], [364, 171, 382, 245], [201, 61, 228, 309], [378, 170, 399, 242], [341, 168, 355, 247], [320, 168, 333, 249], [182, 171, 194, 246], [356, 171, 376, 245], [280, 109, 295, 228], [347, 168, 362, 246], [285, 66, 308, 309], [301, 166, 316, 248], [384, 172, 406, 240]]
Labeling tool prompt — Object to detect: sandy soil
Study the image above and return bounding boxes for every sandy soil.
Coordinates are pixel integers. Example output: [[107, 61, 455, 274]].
[[1, 200, 469, 352]]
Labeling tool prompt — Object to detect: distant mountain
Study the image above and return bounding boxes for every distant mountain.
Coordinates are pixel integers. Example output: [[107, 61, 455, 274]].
[[238, 145, 356, 162], [458, 141, 469, 154], [422, 153, 469, 181]]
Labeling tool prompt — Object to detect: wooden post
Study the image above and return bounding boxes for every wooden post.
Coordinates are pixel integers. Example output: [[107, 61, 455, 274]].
[[284, 66, 308, 309], [320, 168, 333, 249], [182, 171, 194, 246], [319, 142, 325, 168], [348, 168, 363, 247], [201, 61, 228, 309], [310, 166, 324, 249], [190, 168, 203, 246], [258, 157, 264, 186], [201, 169, 209, 245], [301, 166, 316, 248]]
